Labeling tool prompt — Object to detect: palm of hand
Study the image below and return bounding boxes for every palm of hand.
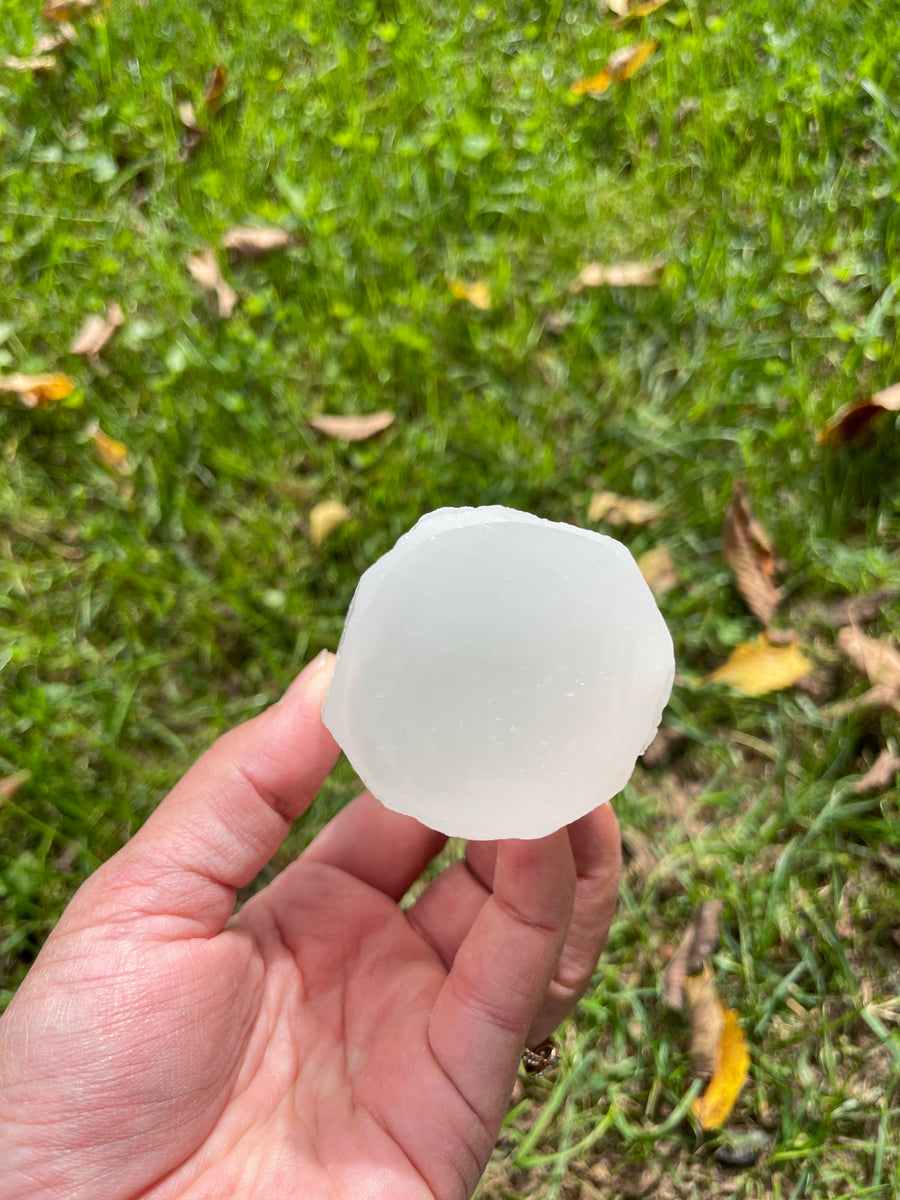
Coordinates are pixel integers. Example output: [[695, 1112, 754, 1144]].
[[8, 861, 489, 1200], [0, 657, 621, 1200]]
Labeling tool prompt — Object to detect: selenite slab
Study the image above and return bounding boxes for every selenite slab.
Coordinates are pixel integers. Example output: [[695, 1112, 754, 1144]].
[[322, 506, 674, 840]]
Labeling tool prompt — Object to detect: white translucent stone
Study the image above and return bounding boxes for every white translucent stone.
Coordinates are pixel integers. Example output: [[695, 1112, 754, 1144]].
[[322, 506, 674, 840]]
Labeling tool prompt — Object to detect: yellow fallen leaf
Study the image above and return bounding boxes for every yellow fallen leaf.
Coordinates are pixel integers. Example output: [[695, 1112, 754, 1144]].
[[570, 40, 657, 95], [691, 1001, 750, 1130], [708, 634, 810, 697], [0, 372, 77, 408], [88, 424, 132, 474], [449, 279, 492, 310], [310, 500, 351, 546], [308, 411, 395, 441], [588, 490, 662, 525]]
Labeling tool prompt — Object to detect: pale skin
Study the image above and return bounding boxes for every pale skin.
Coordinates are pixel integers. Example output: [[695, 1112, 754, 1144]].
[[0, 651, 622, 1200]]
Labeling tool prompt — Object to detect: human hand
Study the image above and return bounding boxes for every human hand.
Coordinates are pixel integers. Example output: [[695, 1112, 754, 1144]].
[[0, 651, 621, 1200]]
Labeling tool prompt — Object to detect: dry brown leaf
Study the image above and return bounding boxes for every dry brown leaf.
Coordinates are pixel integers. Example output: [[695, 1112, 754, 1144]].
[[3, 54, 58, 72], [708, 634, 811, 697], [611, 0, 671, 24], [34, 24, 77, 53], [637, 546, 678, 597], [0, 372, 77, 408], [204, 64, 227, 106], [684, 965, 725, 1079], [42, 0, 98, 19], [664, 900, 723, 1010], [572, 259, 665, 290], [177, 100, 207, 160], [818, 382, 900, 446], [308, 411, 395, 441], [588, 490, 663, 526], [836, 627, 900, 692], [543, 310, 570, 333], [822, 589, 896, 628], [449, 279, 492, 310], [570, 40, 657, 95], [88, 424, 132, 474], [70, 303, 123, 362], [691, 1002, 750, 1129], [186, 248, 237, 319], [853, 748, 900, 795], [723, 480, 780, 626], [223, 226, 299, 259], [0, 770, 31, 802], [310, 501, 351, 546]]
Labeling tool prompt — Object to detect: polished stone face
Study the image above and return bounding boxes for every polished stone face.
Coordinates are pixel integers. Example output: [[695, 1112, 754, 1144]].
[[323, 506, 675, 840]]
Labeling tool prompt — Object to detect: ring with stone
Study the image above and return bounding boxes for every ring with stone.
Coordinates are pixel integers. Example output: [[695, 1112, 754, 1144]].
[[520, 1039, 560, 1076]]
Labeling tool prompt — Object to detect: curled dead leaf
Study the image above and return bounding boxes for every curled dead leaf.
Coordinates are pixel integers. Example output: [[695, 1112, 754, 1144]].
[[684, 964, 725, 1079], [308, 411, 395, 441], [0, 372, 77, 408], [836, 627, 900, 692], [570, 40, 657, 95], [187, 248, 237, 319], [723, 480, 780, 626], [588, 490, 663, 526], [34, 24, 77, 53], [818, 381, 900, 446], [449, 279, 492, 310], [88, 424, 132, 475], [177, 100, 208, 161], [42, 0, 98, 19], [204, 64, 227, 106], [310, 501, 351, 546], [3, 54, 58, 72], [610, 0, 671, 24], [853, 748, 900, 795], [708, 634, 811, 697], [664, 900, 723, 1010], [637, 546, 678, 597], [691, 1002, 750, 1129], [822, 589, 896, 628], [223, 226, 300, 259], [70, 303, 123, 362], [572, 259, 664, 290]]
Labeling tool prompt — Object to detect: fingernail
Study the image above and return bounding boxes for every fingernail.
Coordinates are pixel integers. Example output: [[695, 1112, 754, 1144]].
[[279, 650, 336, 711]]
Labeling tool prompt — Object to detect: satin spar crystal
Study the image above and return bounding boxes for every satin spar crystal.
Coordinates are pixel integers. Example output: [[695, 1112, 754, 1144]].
[[323, 506, 674, 840]]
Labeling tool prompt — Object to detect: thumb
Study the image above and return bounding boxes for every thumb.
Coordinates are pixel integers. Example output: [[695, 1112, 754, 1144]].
[[86, 651, 340, 937]]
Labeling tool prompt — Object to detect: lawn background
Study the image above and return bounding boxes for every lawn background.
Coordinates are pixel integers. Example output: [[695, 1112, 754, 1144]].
[[2, 0, 899, 1195]]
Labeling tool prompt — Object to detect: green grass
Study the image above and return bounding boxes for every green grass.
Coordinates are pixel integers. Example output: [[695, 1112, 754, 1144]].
[[2, 0, 900, 1195]]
